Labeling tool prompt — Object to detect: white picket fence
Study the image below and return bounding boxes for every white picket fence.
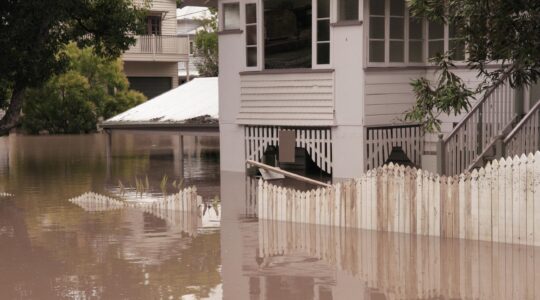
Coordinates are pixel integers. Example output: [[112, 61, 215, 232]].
[[69, 187, 202, 213], [257, 151, 540, 246]]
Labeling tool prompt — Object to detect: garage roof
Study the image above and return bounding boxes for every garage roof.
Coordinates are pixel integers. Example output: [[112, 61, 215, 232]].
[[103, 77, 218, 127]]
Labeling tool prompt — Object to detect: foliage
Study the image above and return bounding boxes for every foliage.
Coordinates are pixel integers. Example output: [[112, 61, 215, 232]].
[[405, 54, 476, 133], [193, 10, 219, 77], [0, 0, 147, 135], [22, 44, 146, 134], [407, 0, 540, 131]]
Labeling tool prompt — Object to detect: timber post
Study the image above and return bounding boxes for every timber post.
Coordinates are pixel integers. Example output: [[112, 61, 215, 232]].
[[436, 134, 445, 175]]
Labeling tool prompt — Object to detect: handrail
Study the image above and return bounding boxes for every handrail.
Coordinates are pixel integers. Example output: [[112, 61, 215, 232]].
[[246, 160, 332, 188], [504, 99, 540, 144], [443, 73, 510, 144]]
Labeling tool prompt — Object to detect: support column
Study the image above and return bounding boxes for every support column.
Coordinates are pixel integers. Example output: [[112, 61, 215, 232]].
[[105, 130, 112, 180], [173, 134, 184, 179]]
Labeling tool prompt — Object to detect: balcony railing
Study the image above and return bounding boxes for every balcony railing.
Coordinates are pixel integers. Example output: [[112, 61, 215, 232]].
[[124, 35, 189, 61]]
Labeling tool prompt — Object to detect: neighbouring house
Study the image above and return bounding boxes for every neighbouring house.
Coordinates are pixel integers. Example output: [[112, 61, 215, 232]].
[[122, 0, 190, 99], [217, 0, 540, 180], [177, 6, 213, 84]]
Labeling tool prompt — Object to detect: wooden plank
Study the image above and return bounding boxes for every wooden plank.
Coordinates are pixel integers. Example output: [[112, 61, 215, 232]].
[[526, 153, 534, 246]]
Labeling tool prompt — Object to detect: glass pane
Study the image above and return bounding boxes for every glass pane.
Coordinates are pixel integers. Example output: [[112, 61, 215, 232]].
[[317, 43, 330, 65], [369, 41, 385, 62], [339, 0, 359, 21], [223, 3, 240, 30], [409, 40, 424, 62], [390, 41, 404, 62], [390, 17, 404, 39], [370, 16, 385, 39], [247, 47, 257, 67], [264, 0, 312, 69], [317, 20, 330, 42], [246, 3, 257, 24], [246, 25, 257, 46], [318, 0, 330, 19], [390, 0, 404, 16], [409, 18, 423, 39], [450, 39, 465, 60], [429, 40, 444, 58], [429, 21, 444, 39], [370, 0, 385, 15]]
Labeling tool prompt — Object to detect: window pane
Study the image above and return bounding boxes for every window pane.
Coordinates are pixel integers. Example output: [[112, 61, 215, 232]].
[[223, 3, 240, 30], [318, 0, 330, 19], [370, 0, 385, 15], [369, 17, 385, 39], [264, 0, 312, 69], [450, 39, 465, 61], [390, 0, 404, 16], [369, 41, 385, 62], [317, 20, 330, 41], [390, 41, 404, 62], [409, 18, 423, 39], [246, 3, 257, 24], [317, 43, 330, 64], [247, 47, 257, 67], [246, 25, 257, 46], [390, 17, 404, 39], [429, 40, 444, 58], [429, 21, 444, 39], [338, 0, 359, 21], [409, 40, 423, 62]]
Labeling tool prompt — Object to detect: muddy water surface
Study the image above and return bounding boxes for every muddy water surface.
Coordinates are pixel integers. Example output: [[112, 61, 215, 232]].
[[0, 134, 539, 300]]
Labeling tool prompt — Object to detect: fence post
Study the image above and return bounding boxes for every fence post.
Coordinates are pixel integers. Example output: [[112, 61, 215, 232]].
[[436, 134, 445, 175], [477, 106, 483, 155]]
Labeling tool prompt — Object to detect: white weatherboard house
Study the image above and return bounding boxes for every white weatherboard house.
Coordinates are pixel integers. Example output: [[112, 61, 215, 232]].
[[123, 0, 190, 99], [218, 0, 540, 179]]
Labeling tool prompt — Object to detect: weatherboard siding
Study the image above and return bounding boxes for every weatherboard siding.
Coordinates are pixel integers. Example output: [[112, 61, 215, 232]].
[[237, 72, 335, 126]]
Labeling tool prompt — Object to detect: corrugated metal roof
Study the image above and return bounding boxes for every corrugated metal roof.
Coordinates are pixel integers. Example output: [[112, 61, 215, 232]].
[[104, 77, 218, 125]]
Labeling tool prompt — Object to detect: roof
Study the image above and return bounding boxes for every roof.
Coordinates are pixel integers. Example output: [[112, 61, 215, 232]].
[[103, 77, 218, 128], [176, 6, 212, 20]]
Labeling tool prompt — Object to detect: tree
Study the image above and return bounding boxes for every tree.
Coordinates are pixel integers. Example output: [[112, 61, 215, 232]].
[[22, 44, 146, 134], [193, 10, 218, 77], [0, 0, 148, 135], [405, 0, 540, 132]]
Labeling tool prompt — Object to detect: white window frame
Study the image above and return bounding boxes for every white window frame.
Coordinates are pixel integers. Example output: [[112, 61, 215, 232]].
[[313, 0, 333, 68], [243, 1, 261, 70], [365, 0, 467, 67]]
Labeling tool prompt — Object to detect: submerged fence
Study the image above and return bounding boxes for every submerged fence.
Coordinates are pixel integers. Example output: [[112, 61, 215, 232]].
[[258, 152, 540, 246]]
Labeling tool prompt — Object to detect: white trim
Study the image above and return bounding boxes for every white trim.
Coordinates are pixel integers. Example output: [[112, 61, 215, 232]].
[[243, 1, 260, 70], [313, 0, 332, 69]]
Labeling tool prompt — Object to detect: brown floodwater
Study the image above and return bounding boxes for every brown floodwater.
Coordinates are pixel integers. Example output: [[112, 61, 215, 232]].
[[1, 133, 539, 300]]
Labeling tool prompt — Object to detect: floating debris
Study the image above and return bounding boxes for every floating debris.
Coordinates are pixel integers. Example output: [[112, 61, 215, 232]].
[[0, 192, 13, 197]]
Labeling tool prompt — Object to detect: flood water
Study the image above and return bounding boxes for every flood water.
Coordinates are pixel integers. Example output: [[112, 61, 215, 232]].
[[1, 133, 539, 299]]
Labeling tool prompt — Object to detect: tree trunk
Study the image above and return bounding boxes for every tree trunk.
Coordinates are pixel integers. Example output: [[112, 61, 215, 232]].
[[0, 87, 25, 136]]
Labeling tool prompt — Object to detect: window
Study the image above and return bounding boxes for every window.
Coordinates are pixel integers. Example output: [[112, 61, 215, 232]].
[[428, 20, 444, 58], [223, 3, 240, 30], [317, 0, 330, 64], [146, 16, 161, 35], [389, 0, 405, 62], [245, 3, 258, 67], [338, 0, 359, 21], [368, 0, 385, 62], [263, 0, 312, 69], [189, 41, 194, 55], [367, 0, 465, 65], [408, 17, 424, 62]]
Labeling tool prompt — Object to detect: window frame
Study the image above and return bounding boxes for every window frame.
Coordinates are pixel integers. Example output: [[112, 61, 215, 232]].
[[313, 0, 332, 68], [244, 1, 260, 69], [221, 2, 241, 31], [365, 0, 467, 67]]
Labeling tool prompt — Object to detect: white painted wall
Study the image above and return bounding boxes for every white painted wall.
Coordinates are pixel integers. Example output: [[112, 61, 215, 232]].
[[219, 27, 245, 172]]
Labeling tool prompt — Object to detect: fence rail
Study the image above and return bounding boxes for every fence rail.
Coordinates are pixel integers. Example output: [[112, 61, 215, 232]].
[[504, 100, 540, 157], [124, 35, 189, 56], [258, 152, 540, 246], [442, 79, 516, 175]]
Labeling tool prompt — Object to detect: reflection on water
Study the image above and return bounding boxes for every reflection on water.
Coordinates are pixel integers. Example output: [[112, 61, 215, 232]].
[[0, 133, 221, 299], [1, 134, 539, 299]]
